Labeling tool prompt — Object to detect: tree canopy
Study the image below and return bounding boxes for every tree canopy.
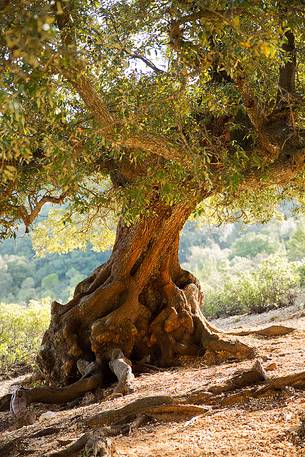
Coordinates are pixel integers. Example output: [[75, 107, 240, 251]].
[[1, 0, 305, 238]]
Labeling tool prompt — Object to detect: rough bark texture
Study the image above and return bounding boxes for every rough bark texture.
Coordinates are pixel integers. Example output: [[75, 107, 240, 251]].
[[37, 202, 254, 387]]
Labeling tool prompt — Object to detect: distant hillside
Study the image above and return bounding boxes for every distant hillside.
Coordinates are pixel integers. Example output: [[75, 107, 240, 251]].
[[0, 215, 304, 308]]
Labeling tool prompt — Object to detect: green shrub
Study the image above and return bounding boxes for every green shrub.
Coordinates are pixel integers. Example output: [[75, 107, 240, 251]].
[[204, 255, 300, 318], [296, 260, 305, 287], [287, 223, 305, 260], [0, 300, 50, 378], [230, 232, 280, 259]]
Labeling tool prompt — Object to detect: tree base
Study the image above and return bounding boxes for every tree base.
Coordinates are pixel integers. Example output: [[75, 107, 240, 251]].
[[37, 261, 255, 387], [35, 206, 255, 387]]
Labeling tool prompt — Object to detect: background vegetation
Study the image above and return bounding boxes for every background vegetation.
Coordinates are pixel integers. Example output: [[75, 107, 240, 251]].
[[1, 210, 305, 376], [0, 300, 49, 378], [0, 211, 304, 310], [183, 215, 305, 317]]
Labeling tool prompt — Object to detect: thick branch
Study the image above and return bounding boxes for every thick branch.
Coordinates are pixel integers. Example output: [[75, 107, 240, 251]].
[[63, 67, 185, 162], [53, 7, 184, 163], [127, 51, 165, 74], [17, 192, 67, 232], [172, 7, 248, 26], [277, 30, 296, 108], [64, 69, 116, 135], [235, 74, 280, 161]]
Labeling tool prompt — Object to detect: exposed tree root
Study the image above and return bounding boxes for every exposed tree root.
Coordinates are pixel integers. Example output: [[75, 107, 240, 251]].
[[25, 372, 102, 405], [87, 360, 268, 427], [1, 363, 305, 457], [88, 398, 210, 428], [257, 369, 305, 392], [228, 324, 295, 337], [45, 417, 154, 457], [87, 363, 305, 428], [30, 426, 62, 438], [46, 433, 91, 457], [2, 362, 304, 427], [220, 386, 261, 406], [46, 432, 112, 457], [207, 359, 267, 394], [211, 368, 305, 406], [0, 373, 103, 413], [87, 395, 174, 427], [139, 404, 210, 419], [220, 370, 305, 406]]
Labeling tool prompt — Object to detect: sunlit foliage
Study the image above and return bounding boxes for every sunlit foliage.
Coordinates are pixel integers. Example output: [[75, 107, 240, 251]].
[[32, 207, 115, 255], [0, 0, 305, 242], [0, 300, 50, 376]]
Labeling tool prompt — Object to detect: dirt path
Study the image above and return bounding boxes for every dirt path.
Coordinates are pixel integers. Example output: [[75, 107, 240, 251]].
[[0, 305, 304, 456]]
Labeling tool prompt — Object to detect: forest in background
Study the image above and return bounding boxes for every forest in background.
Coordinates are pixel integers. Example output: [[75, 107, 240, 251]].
[[1, 211, 305, 316]]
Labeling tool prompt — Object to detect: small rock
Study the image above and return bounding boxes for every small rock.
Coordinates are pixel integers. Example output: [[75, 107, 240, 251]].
[[204, 351, 217, 366], [265, 362, 277, 371], [57, 438, 75, 446], [81, 392, 96, 405], [85, 432, 112, 457], [39, 411, 57, 421]]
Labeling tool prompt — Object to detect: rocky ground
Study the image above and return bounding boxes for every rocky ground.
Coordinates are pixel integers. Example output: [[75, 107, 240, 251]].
[[0, 303, 304, 457]]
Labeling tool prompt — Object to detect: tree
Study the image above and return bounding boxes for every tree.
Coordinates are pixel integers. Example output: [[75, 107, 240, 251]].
[[230, 232, 280, 259], [287, 218, 305, 260], [0, 1, 305, 397], [0, 270, 14, 299]]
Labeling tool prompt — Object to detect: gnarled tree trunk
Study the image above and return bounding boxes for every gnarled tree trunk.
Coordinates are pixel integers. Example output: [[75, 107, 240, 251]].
[[38, 202, 254, 386]]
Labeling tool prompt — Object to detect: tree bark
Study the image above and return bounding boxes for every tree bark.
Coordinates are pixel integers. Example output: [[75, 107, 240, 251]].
[[37, 202, 254, 386]]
